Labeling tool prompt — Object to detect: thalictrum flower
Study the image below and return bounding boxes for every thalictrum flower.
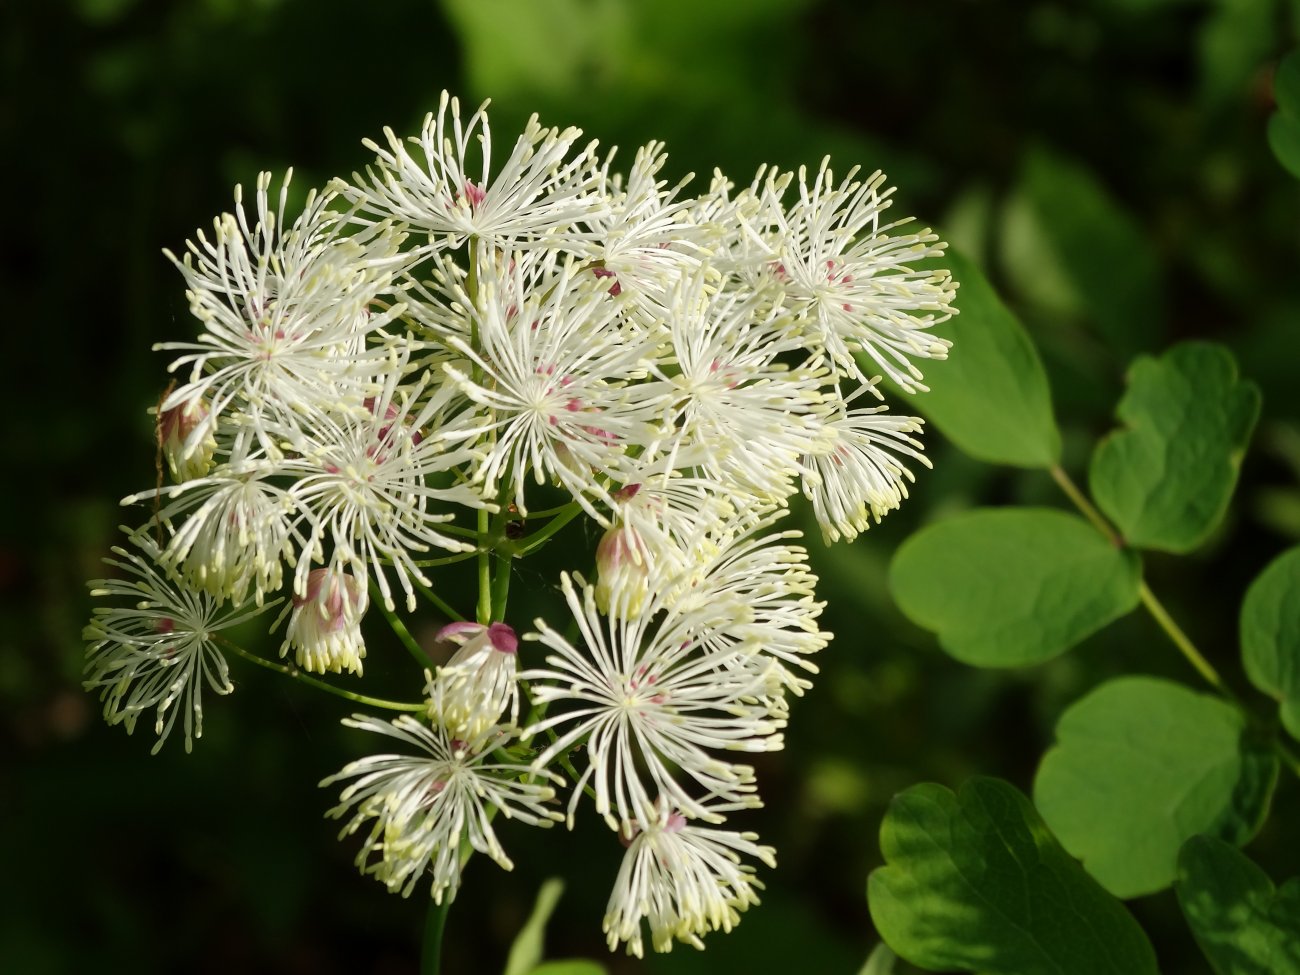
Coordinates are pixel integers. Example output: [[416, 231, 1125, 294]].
[[158, 171, 407, 455], [322, 714, 562, 903], [604, 799, 775, 957], [277, 364, 487, 612], [802, 396, 929, 542], [83, 530, 272, 753], [653, 273, 830, 501], [440, 252, 665, 519], [523, 573, 784, 830], [763, 158, 956, 390], [343, 91, 606, 251]]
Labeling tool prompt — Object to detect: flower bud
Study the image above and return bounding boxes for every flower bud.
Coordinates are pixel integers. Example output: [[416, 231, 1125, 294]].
[[427, 621, 519, 739], [158, 397, 217, 483], [282, 568, 368, 675], [595, 521, 652, 618]]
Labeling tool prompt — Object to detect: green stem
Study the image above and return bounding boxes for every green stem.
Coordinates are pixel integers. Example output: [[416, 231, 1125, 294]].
[[411, 552, 479, 569], [476, 510, 492, 625], [490, 550, 512, 622], [1049, 465, 1121, 546], [416, 582, 466, 623], [421, 895, 451, 975], [1275, 740, 1300, 779], [1049, 465, 1233, 697], [1137, 581, 1234, 699], [515, 501, 585, 557], [217, 637, 426, 712], [371, 583, 428, 669]]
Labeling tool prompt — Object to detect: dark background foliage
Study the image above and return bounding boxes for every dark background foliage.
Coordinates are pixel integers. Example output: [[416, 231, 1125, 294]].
[[4, 1, 1299, 972]]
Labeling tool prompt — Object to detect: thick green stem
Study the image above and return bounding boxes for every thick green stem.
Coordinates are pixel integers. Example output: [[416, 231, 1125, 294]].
[[217, 636, 425, 711], [490, 550, 512, 622], [421, 896, 451, 975]]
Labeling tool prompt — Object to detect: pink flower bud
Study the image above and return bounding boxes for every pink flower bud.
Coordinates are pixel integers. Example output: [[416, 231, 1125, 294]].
[[158, 397, 216, 482], [282, 568, 368, 675]]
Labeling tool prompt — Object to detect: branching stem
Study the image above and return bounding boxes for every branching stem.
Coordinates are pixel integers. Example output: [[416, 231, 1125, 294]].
[[217, 636, 425, 711]]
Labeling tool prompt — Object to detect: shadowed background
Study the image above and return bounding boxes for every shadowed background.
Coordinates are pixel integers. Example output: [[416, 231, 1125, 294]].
[[4, 1, 1300, 972]]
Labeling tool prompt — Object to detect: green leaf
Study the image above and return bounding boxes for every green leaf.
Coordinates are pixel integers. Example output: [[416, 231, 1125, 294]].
[[1000, 147, 1162, 355], [504, 878, 566, 975], [867, 777, 1158, 975], [1275, 49, 1300, 118], [898, 249, 1061, 468], [1240, 545, 1300, 741], [1089, 341, 1260, 553], [1034, 677, 1278, 898], [1268, 113, 1300, 180], [1176, 835, 1300, 975], [889, 508, 1140, 667]]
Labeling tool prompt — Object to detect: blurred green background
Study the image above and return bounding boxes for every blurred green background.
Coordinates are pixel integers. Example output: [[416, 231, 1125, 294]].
[[5, 0, 1300, 972]]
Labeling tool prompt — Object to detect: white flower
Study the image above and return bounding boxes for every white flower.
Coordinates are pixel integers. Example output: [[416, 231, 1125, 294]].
[[523, 573, 783, 830], [604, 800, 775, 957], [137, 464, 298, 608], [344, 91, 606, 250], [593, 476, 734, 619], [279, 365, 487, 612], [803, 398, 930, 542], [441, 252, 664, 519], [765, 159, 956, 390], [427, 621, 520, 739], [576, 141, 709, 325], [675, 520, 831, 703], [281, 567, 369, 675], [653, 272, 830, 501], [322, 715, 562, 903], [158, 171, 407, 452], [83, 530, 271, 753]]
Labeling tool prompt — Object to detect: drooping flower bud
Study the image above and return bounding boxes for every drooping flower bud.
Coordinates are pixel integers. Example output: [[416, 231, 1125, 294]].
[[158, 397, 217, 483], [282, 568, 368, 675], [594, 520, 652, 618], [427, 621, 519, 739]]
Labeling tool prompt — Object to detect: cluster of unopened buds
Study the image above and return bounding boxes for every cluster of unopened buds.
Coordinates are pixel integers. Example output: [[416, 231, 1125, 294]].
[[83, 92, 955, 957]]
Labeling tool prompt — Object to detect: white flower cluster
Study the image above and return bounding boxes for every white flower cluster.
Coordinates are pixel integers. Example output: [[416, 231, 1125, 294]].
[[83, 92, 955, 957]]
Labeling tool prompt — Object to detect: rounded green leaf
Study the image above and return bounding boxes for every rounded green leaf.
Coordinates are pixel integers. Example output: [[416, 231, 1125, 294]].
[[1274, 49, 1300, 119], [1268, 112, 1300, 180], [1089, 341, 1260, 553], [900, 249, 1061, 469], [1176, 835, 1300, 975], [1240, 545, 1300, 742], [867, 777, 1158, 975], [889, 508, 1140, 667], [1034, 677, 1278, 898]]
